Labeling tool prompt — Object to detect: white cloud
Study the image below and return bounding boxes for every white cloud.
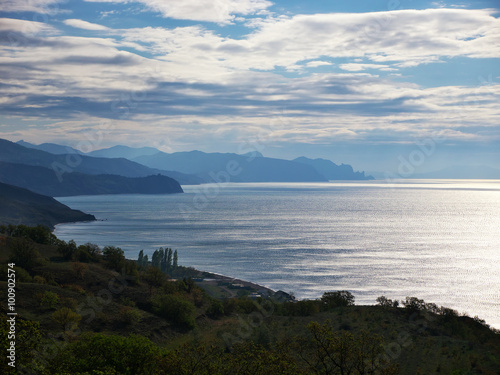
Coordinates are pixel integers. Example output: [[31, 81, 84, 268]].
[[339, 63, 396, 72], [84, 0, 273, 23], [0, 17, 57, 34], [306, 61, 332, 68], [0, 0, 61, 13], [63, 19, 109, 31]]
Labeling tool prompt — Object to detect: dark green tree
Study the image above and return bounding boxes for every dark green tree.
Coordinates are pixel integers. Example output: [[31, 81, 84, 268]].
[[166, 248, 173, 273], [137, 250, 144, 269], [173, 249, 178, 270], [321, 291, 355, 310], [8, 238, 42, 271], [102, 246, 125, 271]]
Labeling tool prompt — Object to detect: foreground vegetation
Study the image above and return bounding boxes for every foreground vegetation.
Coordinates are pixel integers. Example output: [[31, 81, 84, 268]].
[[1, 225, 499, 374]]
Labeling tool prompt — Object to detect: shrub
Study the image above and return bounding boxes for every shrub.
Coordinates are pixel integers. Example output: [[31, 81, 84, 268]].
[[152, 294, 196, 329], [71, 262, 88, 279], [52, 307, 81, 331], [206, 300, 225, 319], [119, 306, 143, 325], [40, 291, 59, 309], [33, 275, 46, 284]]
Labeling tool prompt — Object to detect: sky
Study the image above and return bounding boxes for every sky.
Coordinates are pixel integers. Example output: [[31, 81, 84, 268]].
[[0, 0, 499, 174]]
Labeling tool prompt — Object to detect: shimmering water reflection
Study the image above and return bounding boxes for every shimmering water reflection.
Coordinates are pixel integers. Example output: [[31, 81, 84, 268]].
[[55, 180, 500, 328]]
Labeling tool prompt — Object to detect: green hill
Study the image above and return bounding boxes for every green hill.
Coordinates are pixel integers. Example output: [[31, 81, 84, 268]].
[[0, 182, 95, 229], [0, 225, 499, 374]]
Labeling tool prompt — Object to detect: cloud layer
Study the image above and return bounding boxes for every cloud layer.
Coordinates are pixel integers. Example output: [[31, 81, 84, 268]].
[[0, 3, 499, 169]]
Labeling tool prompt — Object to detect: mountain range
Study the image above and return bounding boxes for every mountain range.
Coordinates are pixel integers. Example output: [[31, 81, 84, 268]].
[[0, 137, 373, 227], [12, 139, 373, 184]]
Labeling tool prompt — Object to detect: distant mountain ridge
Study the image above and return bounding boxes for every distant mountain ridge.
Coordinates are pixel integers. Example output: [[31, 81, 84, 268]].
[[0, 182, 95, 229], [17, 140, 84, 155], [0, 162, 183, 197], [293, 157, 374, 180], [7, 139, 373, 184], [133, 150, 329, 182]]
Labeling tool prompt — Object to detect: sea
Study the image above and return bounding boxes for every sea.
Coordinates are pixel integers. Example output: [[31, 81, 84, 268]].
[[54, 180, 500, 328]]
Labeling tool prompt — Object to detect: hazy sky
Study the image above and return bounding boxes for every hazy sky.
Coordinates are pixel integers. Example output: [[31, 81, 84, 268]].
[[0, 0, 499, 173]]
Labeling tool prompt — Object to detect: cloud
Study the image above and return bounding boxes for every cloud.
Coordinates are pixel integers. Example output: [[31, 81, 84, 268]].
[[0, 18, 57, 34], [63, 19, 109, 31], [84, 0, 273, 23], [0, 0, 61, 13], [1, 8, 499, 154], [339, 63, 396, 72], [306, 61, 332, 68]]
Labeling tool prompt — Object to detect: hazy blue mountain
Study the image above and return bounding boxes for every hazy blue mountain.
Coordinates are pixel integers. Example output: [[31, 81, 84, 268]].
[[0, 162, 183, 197], [293, 157, 374, 180], [16, 140, 84, 155], [0, 139, 201, 185], [133, 150, 328, 182], [87, 145, 161, 159], [0, 182, 95, 229], [409, 165, 500, 179]]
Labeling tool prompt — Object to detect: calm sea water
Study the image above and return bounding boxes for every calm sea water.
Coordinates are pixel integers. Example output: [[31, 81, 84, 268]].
[[55, 180, 500, 328]]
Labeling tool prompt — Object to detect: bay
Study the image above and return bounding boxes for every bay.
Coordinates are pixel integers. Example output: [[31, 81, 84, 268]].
[[55, 180, 500, 328]]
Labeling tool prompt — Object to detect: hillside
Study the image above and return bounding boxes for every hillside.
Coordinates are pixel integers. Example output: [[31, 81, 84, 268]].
[[0, 162, 183, 197], [1, 225, 499, 374], [0, 183, 95, 229]]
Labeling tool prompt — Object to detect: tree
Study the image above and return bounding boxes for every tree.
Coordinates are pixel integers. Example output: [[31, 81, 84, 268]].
[[137, 250, 145, 269], [102, 246, 125, 271], [173, 250, 178, 270], [376, 296, 399, 308], [57, 239, 77, 260], [143, 266, 165, 295], [321, 291, 355, 310], [151, 249, 161, 269], [166, 248, 173, 273], [293, 320, 398, 375], [8, 238, 42, 271]]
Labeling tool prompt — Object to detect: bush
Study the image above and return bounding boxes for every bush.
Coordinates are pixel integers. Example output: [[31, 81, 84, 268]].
[[40, 291, 59, 309], [52, 307, 81, 331], [71, 262, 88, 279], [119, 307, 143, 325], [152, 294, 196, 329], [321, 291, 355, 309], [48, 333, 161, 375], [33, 275, 46, 284], [206, 300, 225, 319]]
